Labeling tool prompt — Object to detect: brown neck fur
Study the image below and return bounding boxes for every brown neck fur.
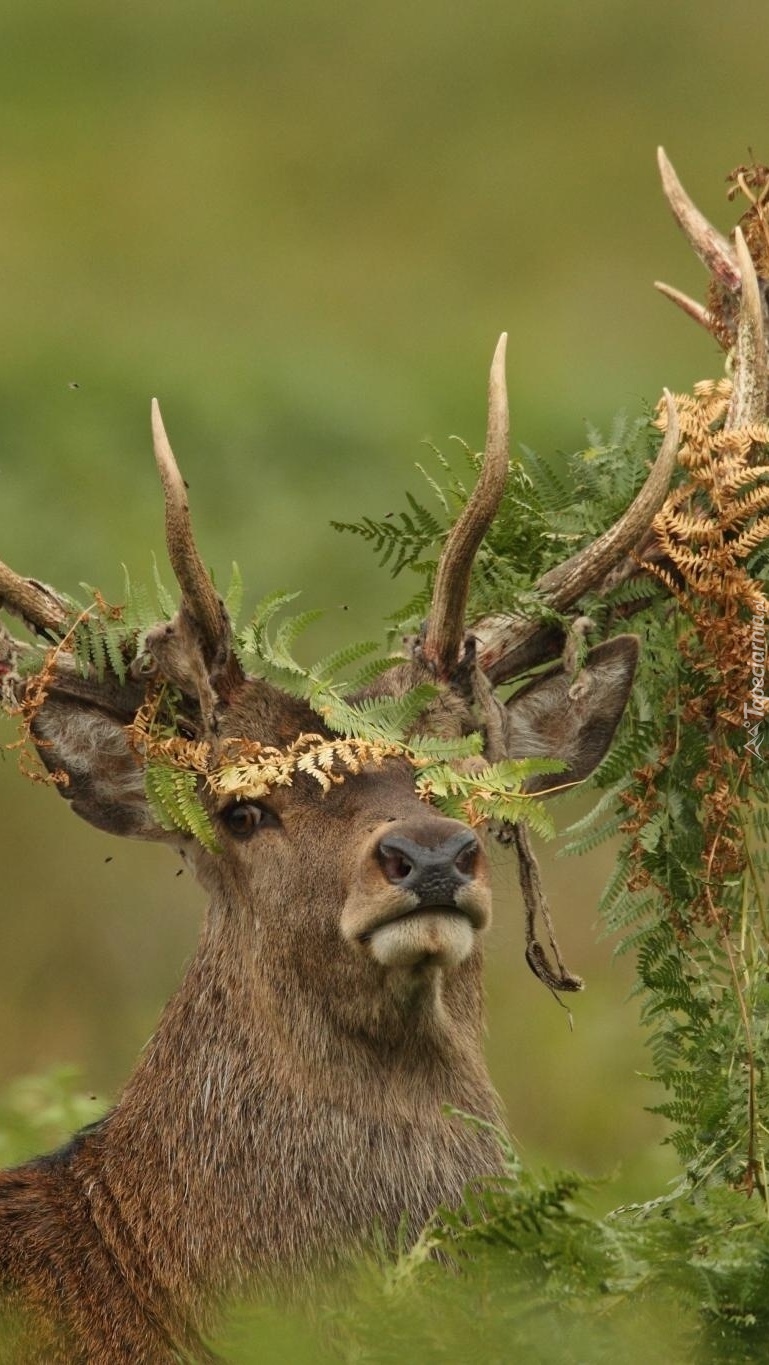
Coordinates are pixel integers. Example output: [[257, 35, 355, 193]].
[[102, 902, 501, 1297], [1, 887, 501, 1361]]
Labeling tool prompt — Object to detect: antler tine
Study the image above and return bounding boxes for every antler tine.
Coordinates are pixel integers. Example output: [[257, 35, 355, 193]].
[[471, 393, 680, 685], [533, 389, 680, 612], [151, 399, 230, 664], [657, 147, 741, 290], [422, 332, 509, 679], [654, 280, 716, 337], [0, 560, 69, 639], [726, 227, 768, 429]]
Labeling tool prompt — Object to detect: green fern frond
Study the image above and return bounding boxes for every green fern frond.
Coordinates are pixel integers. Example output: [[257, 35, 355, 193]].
[[85, 615, 107, 681], [151, 556, 177, 620], [269, 609, 325, 675], [414, 460, 451, 515], [104, 622, 129, 684], [236, 589, 302, 664], [415, 756, 562, 832], [308, 640, 381, 685], [331, 497, 446, 577], [72, 590, 126, 684], [224, 562, 243, 626], [315, 683, 440, 744], [121, 568, 157, 634], [346, 653, 408, 691], [408, 733, 485, 762], [561, 812, 627, 859], [144, 763, 220, 853], [69, 568, 176, 686], [385, 574, 433, 636]]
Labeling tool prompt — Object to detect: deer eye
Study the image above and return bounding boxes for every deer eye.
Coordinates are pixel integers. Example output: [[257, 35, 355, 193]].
[[221, 801, 277, 840]]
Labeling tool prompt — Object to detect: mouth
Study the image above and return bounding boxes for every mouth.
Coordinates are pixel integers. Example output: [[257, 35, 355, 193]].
[[357, 889, 489, 942], [359, 903, 474, 941], [357, 895, 489, 970]]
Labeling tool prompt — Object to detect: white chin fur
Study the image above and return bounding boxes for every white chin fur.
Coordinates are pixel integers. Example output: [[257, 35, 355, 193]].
[[368, 912, 475, 969]]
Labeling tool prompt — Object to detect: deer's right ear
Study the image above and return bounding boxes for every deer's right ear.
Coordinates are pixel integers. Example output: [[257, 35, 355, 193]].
[[28, 669, 169, 841]]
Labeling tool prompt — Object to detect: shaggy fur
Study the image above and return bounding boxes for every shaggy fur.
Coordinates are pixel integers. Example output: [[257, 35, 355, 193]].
[[0, 680, 503, 1362]]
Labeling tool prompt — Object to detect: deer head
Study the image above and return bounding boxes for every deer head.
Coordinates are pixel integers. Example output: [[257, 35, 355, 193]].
[[0, 329, 679, 1360], [0, 336, 675, 996]]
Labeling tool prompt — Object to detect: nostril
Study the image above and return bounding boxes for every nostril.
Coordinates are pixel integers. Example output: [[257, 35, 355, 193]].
[[376, 829, 480, 894], [454, 842, 478, 879], [379, 848, 414, 885]]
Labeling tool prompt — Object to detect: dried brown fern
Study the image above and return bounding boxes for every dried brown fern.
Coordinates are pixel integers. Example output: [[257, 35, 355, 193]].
[[624, 383, 768, 923]]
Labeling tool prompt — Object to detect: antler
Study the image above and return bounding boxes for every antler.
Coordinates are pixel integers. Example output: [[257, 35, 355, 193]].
[[0, 564, 69, 639], [473, 154, 769, 686], [422, 332, 509, 680], [656, 146, 740, 291], [727, 227, 768, 428], [149, 401, 244, 709], [0, 406, 243, 715], [653, 280, 715, 336], [534, 391, 680, 608], [151, 401, 232, 664], [654, 151, 769, 430], [470, 392, 680, 685], [0, 404, 234, 661]]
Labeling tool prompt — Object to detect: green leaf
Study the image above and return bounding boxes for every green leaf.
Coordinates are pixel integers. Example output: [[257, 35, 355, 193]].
[[145, 764, 220, 853]]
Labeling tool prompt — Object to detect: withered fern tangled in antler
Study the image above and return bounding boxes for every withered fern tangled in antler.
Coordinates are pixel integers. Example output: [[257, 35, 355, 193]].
[[583, 155, 769, 1193], [623, 378, 769, 918]]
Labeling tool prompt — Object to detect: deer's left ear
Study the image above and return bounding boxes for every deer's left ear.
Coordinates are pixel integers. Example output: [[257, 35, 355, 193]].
[[28, 668, 170, 840], [503, 635, 639, 794]]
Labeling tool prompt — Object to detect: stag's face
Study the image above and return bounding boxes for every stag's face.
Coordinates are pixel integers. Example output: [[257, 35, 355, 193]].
[[193, 682, 492, 1005], [4, 327, 654, 1028]]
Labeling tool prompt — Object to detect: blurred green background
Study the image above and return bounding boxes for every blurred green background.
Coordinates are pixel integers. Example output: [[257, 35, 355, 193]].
[[0, 0, 766, 1201]]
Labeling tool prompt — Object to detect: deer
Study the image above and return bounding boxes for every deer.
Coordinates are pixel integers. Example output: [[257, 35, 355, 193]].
[[0, 144, 761, 1364]]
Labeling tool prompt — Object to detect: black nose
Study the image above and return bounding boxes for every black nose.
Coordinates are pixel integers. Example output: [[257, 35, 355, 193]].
[[377, 829, 479, 905]]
